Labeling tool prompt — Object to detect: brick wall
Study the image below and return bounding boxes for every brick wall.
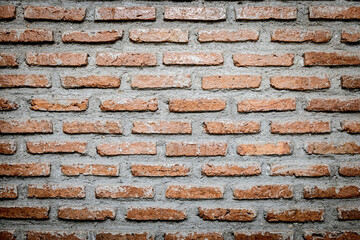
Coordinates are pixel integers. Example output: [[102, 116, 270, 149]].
[[0, 0, 359, 239]]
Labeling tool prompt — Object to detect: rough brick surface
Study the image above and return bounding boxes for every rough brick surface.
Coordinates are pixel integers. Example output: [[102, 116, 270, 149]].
[[271, 164, 331, 177], [306, 142, 360, 155], [237, 142, 291, 156], [24, 6, 86, 21], [198, 208, 256, 221], [26, 52, 88, 66], [233, 53, 294, 67], [0, 98, 18, 110], [204, 121, 260, 134], [169, 98, 226, 112], [61, 75, 120, 88], [62, 30, 123, 43], [339, 163, 360, 177], [58, 206, 115, 221], [303, 185, 360, 199], [270, 76, 330, 90], [166, 185, 223, 199], [304, 52, 360, 66], [27, 141, 87, 154], [61, 164, 119, 176], [271, 29, 331, 43], [236, 7, 297, 20], [304, 231, 360, 240], [126, 207, 186, 221], [234, 185, 293, 199], [266, 208, 324, 222], [95, 185, 153, 199], [309, 6, 360, 20], [130, 29, 188, 43], [63, 120, 122, 134], [97, 142, 156, 156], [131, 164, 190, 177], [198, 29, 259, 42], [270, 120, 330, 134], [0, 53, 17, 67], [165, 232, 222, 240], [337, 207, 360, 220], [132, 75, 191, 89], [305, 98, 360, 112], [166, 142, 227, 156], [238, 98, 296, 112], [28, 184, 85, 198], [341, 75, 360, 89], [0, 5, 16, 19], [202, 163, 261, 176], [96, 232, 153, 240], [341, 28, 360, 43], [0, 141, 16, 155], [202, 75, 261, 90], [27, 231, 87, 240], [95, 7, 156, 21], [0, 185, 17, 199], [0, 163, 50, 177], [164, 7, 226, 21], [0, 119, 52, 134], [30, 98, 88, 111], [132, 120, 191, 134], [0, 74, 50, 88], [96, 52, 157, 66], [0, 206, 49, 219], [164, 52, 223, 66], [0, 29, 53, 43], [235, 231, 292, 240], [100, 98, 158, 112]]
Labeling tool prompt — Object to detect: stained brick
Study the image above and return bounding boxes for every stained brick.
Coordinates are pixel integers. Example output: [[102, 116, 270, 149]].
[[100, 98, 158, 112], [0, 29, 53, 42], [0, 141, 16, 155], [96, 232, 153, 240], [0, 185, 17, 199], [339, 163, 360, 177], [61, 75, 120, 88], [341, 75, 360, 89], [341, 28, 360, 43], [270, 76, 330, 90], [309, 6, 360, 20], [95, 7, 156, 21], [238, 98, 296, 112], [235, 231, 292, 240], [164, 7, 226, 21], [126, 207, 186, 221], [271, 120, 330, 134], [198, 29, 259, 42], [303, 185, 360, 199], [130, 29, 188, 43], [62, 30, 122, 43], [236, 7, 297, 20], [0, 206, 49, 219], [165, 232, 222, 240], [63, 120, 122, 134], [26, 52, 88, 66], [204, 121, 260, 134], [305, 98, 360, 112], [237, 142, 291, 156], [0, 5, 16, 20], [198, 207, 256, 221], [337, 207, 360, 220], [58, 206, 115, 221], [202, 163, 261, 176], [266, 208, 324, 222], [169, 98, 226, 112], [164, 52, 223, 66], [61, 164, 119, 176], [304, 231, 360, 240], [341, 120, 360, 133], [0, 163, 50, 177], [0, 119, 52, 134], [97, 142, 156, 156], [271, 29, 331, 43], [233, 53, 294, 67], [202, 75, 261, 90], [306, 142, 360, 155], [96, 52, 156, 66], [0, 53, 17, 67], [304, 52, 360, 66], [131, 164, 190, 177], [132, 120, 191, 134], [0, 98, 18, 110], [27, 141, 87, 154], [30, 98, 88, 111], [234, 184, 293, 199], [0, 230, 15, 240], [95, 185, 153, 199], [27, 231, 86, 240], [131, 75, 191, 89], [24, 6, 85, 21], [270, 164, 331, 177], [28, 184, 85, 198], [0, 74, 50, 88], [166, 185, 223, 199], [166, 142, 227, 156]]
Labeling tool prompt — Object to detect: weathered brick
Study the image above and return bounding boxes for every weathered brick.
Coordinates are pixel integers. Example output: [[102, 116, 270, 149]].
[[166, 185, 223, 199], [62, 30, 122, 43], [63, 120, 122, 134], [0, 5, 16, 20], [234, 185, 293, 199], [235, 231, 292, 240], [306, 98, 360, 112], [97, 142, 156, 156], [61, 164, 119, 176], [339, 163, 360, 177], [198, 29, 259, 42], [164, 7, 226, 21], [27, 231, 86, 240], [165, 232, 222, 240], [304, 231, 360, 240], [271, 120, 330, 134], [0, 29, 53, 43], [130, 29, 188, 43], [202, 163, 261, 176], [132, 120, 191, 134], [131, 75, 191, 89], [0, 141, 16, 155], [58, 206, 115, 221], [126, 207, 186, 221], [28, 184, 85, 198], [198, 207, 256, 221], [131, 164, 190, 177], [0, 98, 18, 110], [202, 75, 261, 90], [95, 185, 153, 198], [341, 75, 360, 89], [236, 7, 297, 20], [0, 74, 50, 88], [96, 52, 156, 66], [341, 28, 360, 43], [303, 185, 360, 199], [271, 29, 331, 43], [27, 141, 87, 154], [169, 98, 226, 112], [0, 162, 50, 177], [100, 98, 158, 112], [309, 6, 360, 20], [0, 53, 17, 67], [204, 121, 260, 134], [271, 164, 331, 177], [26, 52, 88, 66], [30, 98, 88, 111], [0, 230, 15, 240], [306, 142, 360, 155], [95, 7, 156, 21], [233, 53, 294, 67], [266, 208, 324, 222], [96, 232, 153, 240], [237, 142, 291, 156], [166, 142, 227, 157], [342, 120, 360, 133], [0, 185, 17, 199], [0, 206, 49, 219], [0, 119, 52, 134], [163, 52, 223, 66], [304, 52, 360, 66], [270, 76, 330, 90], [24, 6, 85, 21], [337, 207, 360, 220], [61, 75, 120, 88]]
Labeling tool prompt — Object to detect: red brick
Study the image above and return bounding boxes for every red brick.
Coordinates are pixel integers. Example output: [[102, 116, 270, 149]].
[[61, 75, 120, 88], [58, 206, 115, 221], [28, 184, 85, 198], [0, 162, 50, 177], [304, 231, 360, 240], [202, 75, 261, 90], [306, 98, 360, 112], [341, 75, 360, 89], [0, 53, 17, 67], [0, 185, 17, 199], [237, 142, 291, 156], [96, 52, 156, 66], [166, 142, 227, 157], [0, 74, 50, 88], [126, 207, 186, 221], [0, 141, 16, 155], [303, 185, 360, 199], [236, 7, 297, 20], [96, 232, 153, 240], [63, 120, 122, 134], [0, 230, 15, 240], [342, 120, 360, 133], [95, 7, 155, 21], [27, 231, 86, 240], [131, 75, 191, 89], [202, 163, 261, 176], [198, 207, 256, 221], [198, 29, 259, 42], [339, 163, 360, 177], [309, 6, 360, 20], [95, 185, 153, 198], [0, 29, 53, 43], [27, 141, 87, 154], [100, 98, 158, 112], [164, 7, 226, 21], [270, 164, 331, 177], [234, 184, 293, 199], [132, 120, 191, 134], [0, 98, 18, 110], [0, 119, 52, 133], [61, 164, 119, 176], [166, 185, 223, 199], [266, 208, 324, 222], [337, 207, 360, 220], [0, 5, 16, 20], [97, 142, 156, 156], [30, 98, 88, 111], [62, 30, 122, 43], [204, 121, 260, 134], [26, 52, 88, 66], [271, 120, 330, 134], [270, 76, 330, 90], [304, 52, 360, 66], [341, 28, 360, 43], [306, 142, 360, 155], [233, 53, 294, 67], [164, 52, 223, 66], [235, 231, 292, 240], [24, 6, 85, 21], [169, 98, 226, 112], [130, 29, 188, 43], [165, 232, 223, 240], [271, 29, 331, 43], [131, 164, 190, 177], [0, 206, 49, 219]]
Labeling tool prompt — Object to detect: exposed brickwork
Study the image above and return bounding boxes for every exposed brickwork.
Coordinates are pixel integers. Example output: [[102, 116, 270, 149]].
[[233, 185, 293, 199], [198, 208, 256, 221]]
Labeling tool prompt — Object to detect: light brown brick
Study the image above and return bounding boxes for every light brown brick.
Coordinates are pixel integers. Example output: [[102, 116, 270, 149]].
[[166, 185, 223, 199], [0, 230, 15, 240], [271, 29, 331, 43], [0, 206, 49, 219], [0, 5, 16, 20], [58, 206, 115, 221], [309, 6, 360, 20], [62, 30, 122, 43], [169, 98, 226, 112], [165, 232, 222, 240], [164, 7, 226, 21], [341, 28, 360, 43], [27, 141, 87, 154], [198, 29, 259, 42], [270, 76, 330, 90], [131, 75, 191, 89], [304, 52, 360, 66], [342, 120, 360, 133], [26, 52, 88, 66], [0, 185, 17, 199], [0, 74, 50, 88], [304, 185, 360, 199], [202, 163, 261, 176], [28, 184, 85, 198], [306, 98, 360, 112], [236, 7, 297, 20], [100, 98, 158, 112], [0, 29, 53, 43], [202, 75, 261, 90], [166, 142, 227, 157], [130, 29, 188, 43], [24, 6, 85, 21], [234, 185, 293, 200], [63, 120, 122, 134], [304, 231, 360, 240], [0, 163, 50, 177], [95, 185, 153, 198], [339, 163, 360, 177], [27, 231, 86, 240], [337, 207, 360, 220], [233, 53, 294, 67], [62, 75, 120, 89], [127, 207, 186, 221], [235, 231, 292, 240], [271, 120, 330, 134], [266, 208, 324, 222], [96, 232, 153, 240], [204, 121, 260, 134], [96, 52, 156, 66], [0, 141, 16, 155], [30, 98, 88, 111], [164, 52, 223, 66], [97, 142, 156, 156], [198, 207, 256, 221], [237, 142, 291, 156], [95, 7, 156, 21], [0, 98, 18, 110], [0, 53, 17, 67], [341, 75, 360, 89], [131, 164, 190, 177], [61, 164, 119, 176], [132, 120, 191, 134], [271, 164, 331, 177], [306, 142, 360, 155], [0, 119, 52, 134]]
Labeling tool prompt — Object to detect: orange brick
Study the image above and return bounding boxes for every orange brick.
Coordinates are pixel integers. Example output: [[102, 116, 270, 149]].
[[28, 184, 85, 198], [27, 141, 87, 154], [131, 164, 190, 177], [204, 121, 260, 134], [198, 207, 256, 221], [97, 232, 153, 240], [61, 164, 119, 176], [0, 98, 18, 110], [233, 53, 294, 67], [0, 5, 16, 19], [270, 164, 330, 177], [238, 98, 296, 112], [131, 75, 191, 89], [164, 7, 226, 21], [100, 98, 158, 112], [0, 29, 53, 43], [266, 208, 324, 222], [342, 120, 360, 133], [26, 52, 88, 66], [164, 52, 223, 66], [63, 120, 122, 134], [0, 119, 52, 133], [0, 163, 50, 177], [339, 163, 360, 177], [271, 120, 330, 134], [202, 75, 261, 90], [130, 29, 188, 43], [166, 142, 227, 157], [304, 52, 360, 66], [234, 185, 293, 199], [235, 231, 292, 240], [309, 6, 360, 20], [202, 163, 261, 176], [306, 142, 360, 155], [27, 231, 86, 240], [271, 29, 331, 43], [95, 185, 153, 198], [166, 185, 223, 199], [270, 76, 330, 90], [304, 231, 360, 240], [0, 185, 17, 199], [0, 53, 17, 67], [62, 30, 122, 43], [165, 232, 223, 240], [0, 206, 49, 219], [0, 141, 16, 155], [61, 75, 120, 88], [126, 207, 186, 221], [198, 29, 259, 42], [0, 230, 15, 240], [24, 6, 85, 21], [132, 120, 191, 134], [95, 7, 156, 21], [0, 74, 50, 88], [236, 6, 297, 20], [337, 207, 360, 220], [306, 98, 360, 112], [341, 75, 360, 89], [303, 185, 360, 199], [58, 206, 115, 221], [169, 98, 226, 112], [341, 28, 360, 43], [30, 98, 88, 111], [97, 142, 156, 156], [237, 142, 291, 156], [96, 52, 156, 66]]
